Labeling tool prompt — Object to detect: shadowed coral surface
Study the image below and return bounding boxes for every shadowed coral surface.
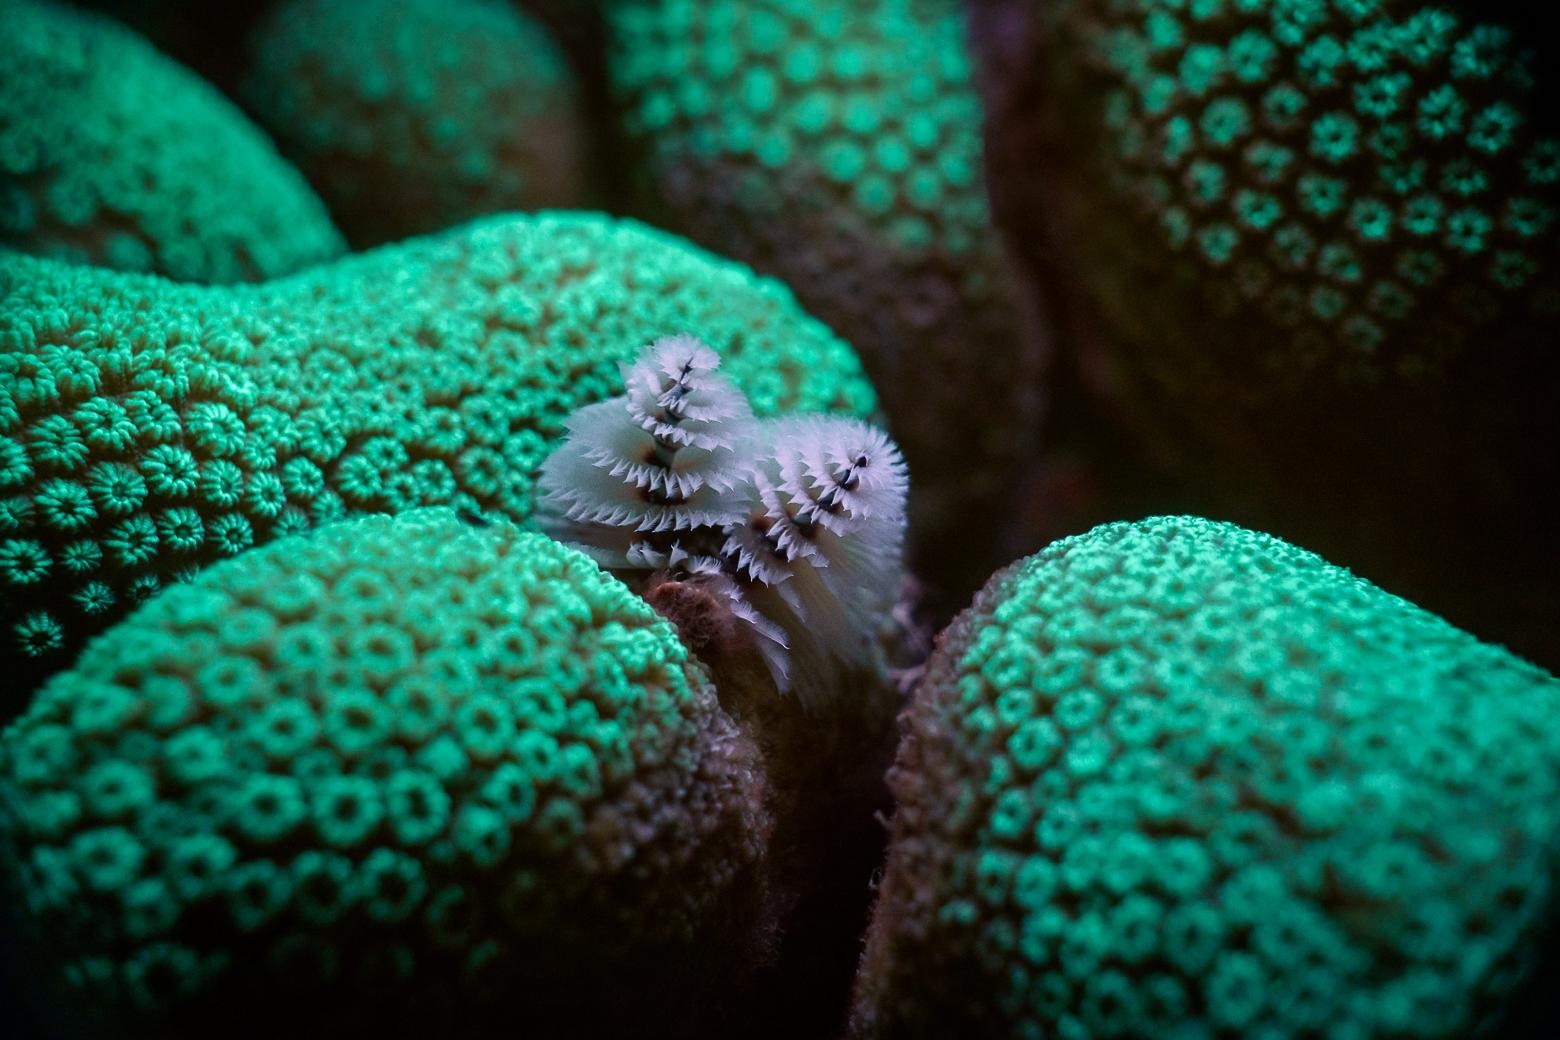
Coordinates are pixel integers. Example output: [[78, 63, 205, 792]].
[[0, 508, 774, 1036], [244, 0, 590, 246], [853, 516, 1560, 1038], [0, 0, 344, 283], [69, 2, 275, 92], [978, 0, 1560, 411], [0, 211, 875, 712], [604, 0, 1044, 605], [971, 0, 1560, 664]]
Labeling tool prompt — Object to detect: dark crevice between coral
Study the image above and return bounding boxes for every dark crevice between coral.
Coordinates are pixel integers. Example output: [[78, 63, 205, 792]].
[[76, 1, 276, 95], [645, 573, 922, 1039], [514, 0, 637, 217]]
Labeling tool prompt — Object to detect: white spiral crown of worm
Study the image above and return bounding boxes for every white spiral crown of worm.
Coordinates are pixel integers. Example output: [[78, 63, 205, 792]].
[[537, 334, 908, 708]]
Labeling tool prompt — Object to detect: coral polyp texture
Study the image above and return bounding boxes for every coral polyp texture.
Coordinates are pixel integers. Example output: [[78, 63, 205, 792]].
[[981, 0, 1560, 398], [0, 212, 876, 713], [0, 0, 344, 283], [0, 508, 774, 1035], [604, 0, 1042, 602], [971, 0, 1560, 660], [852, 516, 1560, 1038], [244, 0, 590, 247], [539, 334, 909, 709]]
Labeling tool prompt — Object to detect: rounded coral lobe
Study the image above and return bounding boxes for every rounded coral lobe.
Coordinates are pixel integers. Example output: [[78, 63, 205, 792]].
[[988, 0, 1560, 392], [854, 516, 1560, 1038], [0, 508, 772, 1035], [0, 211, 876, 709], [0, 0, 343, 282], [244, 0, 591, 246]]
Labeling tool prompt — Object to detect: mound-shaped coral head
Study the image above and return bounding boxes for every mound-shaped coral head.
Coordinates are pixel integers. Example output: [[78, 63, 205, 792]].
[[853, 516, 1560, 1038], [0, 508, 775, 1036]]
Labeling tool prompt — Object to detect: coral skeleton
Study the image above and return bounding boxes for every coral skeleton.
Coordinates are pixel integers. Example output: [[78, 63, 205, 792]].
[[0, 0, 344, 282], [539, 335, 908, 708]]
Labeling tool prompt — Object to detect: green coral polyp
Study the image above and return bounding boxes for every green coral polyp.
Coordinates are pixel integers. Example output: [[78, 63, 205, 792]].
[[0, 509, 772, 1033], [0, 0, 344, 282], [853, 516, 1560, 1038], [0, 211, 875, 708]]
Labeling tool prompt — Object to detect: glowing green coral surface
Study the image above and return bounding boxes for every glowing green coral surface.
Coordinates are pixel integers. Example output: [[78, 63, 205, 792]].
[[244, 0, 590, 246], [1010, 0, 1559, 389], [853, 516, 1560, 1038], [605, 0, 1040, 594], [0, 508, 770, 1033], [0, 211, 876, 708], [0, 0, 344, 283], [973, 0, 1560, 668]]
